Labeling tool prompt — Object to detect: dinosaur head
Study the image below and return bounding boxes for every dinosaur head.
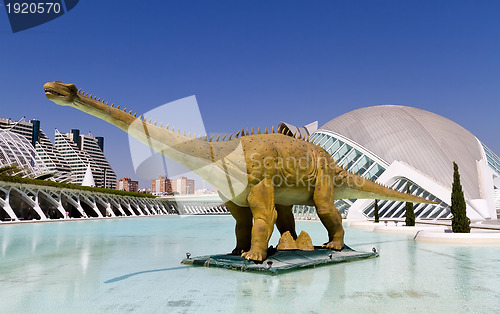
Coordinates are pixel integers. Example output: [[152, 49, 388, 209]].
[[44, 81, 78, 106]]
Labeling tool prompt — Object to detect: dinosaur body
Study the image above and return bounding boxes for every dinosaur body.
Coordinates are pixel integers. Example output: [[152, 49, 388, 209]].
[[44, 81, 434, 261]]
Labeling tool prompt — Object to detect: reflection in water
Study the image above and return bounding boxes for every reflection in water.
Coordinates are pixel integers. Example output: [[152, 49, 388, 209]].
[[234, 264, 345, 312], [80, 241, 89, 275], [2, 217, 500, 313], [2, 228, 9, 257], [453, 247, 472, 305]]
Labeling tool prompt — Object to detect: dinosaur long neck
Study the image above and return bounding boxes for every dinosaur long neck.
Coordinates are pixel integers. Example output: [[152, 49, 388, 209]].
[[71, 92, 248, 195]]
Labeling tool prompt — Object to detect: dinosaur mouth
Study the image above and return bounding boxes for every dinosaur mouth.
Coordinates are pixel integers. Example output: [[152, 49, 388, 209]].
[[44, 87, 63, 97]]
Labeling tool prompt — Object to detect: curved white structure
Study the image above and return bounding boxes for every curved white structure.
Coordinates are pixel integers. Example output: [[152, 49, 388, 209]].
[[298, 105, 500, 221], [0, 181, 175, 221], [0, 130, 51, 178]]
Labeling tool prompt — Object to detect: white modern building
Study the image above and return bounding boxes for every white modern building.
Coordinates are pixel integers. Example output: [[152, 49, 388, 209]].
[[290, 105, 500, 221], [54, 129, 117, 189]]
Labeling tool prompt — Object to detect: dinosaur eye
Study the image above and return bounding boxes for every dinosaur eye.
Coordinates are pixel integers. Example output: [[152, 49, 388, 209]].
[[68, 84, 77, 93]]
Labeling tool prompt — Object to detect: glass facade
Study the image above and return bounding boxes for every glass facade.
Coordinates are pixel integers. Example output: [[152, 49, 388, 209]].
[[481, 142, 500, 176], [480, 142, 500, 217], [294, 130, 449, 220], [309, 132, 386, 180], [362, 178, 450, 219]]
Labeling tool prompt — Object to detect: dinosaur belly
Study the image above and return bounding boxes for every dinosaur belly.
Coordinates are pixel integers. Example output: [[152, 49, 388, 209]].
[[274, 187, 315, 206]]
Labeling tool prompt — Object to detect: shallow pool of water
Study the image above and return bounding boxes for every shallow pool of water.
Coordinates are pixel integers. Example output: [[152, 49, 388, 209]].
[[2, 216, 500, 313]]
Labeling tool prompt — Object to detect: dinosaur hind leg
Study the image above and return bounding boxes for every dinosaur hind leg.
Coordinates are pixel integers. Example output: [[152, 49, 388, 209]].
[[313, 174, 344, 250], [275, 204, 297, 239], [225, 201, 252, 255], [242, 178, 277, 262]]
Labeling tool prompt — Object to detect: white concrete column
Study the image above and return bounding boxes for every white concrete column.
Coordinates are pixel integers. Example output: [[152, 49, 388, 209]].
[[1, 193, 19, 221], [33, 194, 47, 220]]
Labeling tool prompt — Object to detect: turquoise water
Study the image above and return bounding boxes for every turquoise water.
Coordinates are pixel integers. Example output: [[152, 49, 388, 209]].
[[2, 216, 500, 313]]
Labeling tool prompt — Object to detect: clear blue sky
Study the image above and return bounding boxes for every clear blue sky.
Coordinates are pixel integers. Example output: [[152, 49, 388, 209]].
[[1, 1, 499, 188]]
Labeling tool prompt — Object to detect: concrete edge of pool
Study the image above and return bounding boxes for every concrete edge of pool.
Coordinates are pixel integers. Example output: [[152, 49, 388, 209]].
[[346, 220, 500, 244], [414, 230, 500, 244]]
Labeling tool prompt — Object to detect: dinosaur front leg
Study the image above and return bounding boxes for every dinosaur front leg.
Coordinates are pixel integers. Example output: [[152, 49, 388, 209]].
[[225, 201, 252, 255], [275, 204, 297, 239], [313, 176, 344, 250], [242, 178, 277, 262]]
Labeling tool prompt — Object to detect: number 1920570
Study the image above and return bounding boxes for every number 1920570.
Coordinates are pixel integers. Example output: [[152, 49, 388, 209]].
[[5, 2, 61, 14]]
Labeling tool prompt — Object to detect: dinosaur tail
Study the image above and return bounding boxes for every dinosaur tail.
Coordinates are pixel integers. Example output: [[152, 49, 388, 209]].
[[334, 172, 436, 204]]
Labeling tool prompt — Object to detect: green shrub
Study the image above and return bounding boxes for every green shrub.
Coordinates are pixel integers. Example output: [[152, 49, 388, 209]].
[[405, 183, 415, 226], [450, 162, 470, 233]]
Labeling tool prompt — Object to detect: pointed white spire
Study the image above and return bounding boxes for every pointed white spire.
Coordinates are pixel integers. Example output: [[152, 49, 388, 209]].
[[81, 164, 95, 187]]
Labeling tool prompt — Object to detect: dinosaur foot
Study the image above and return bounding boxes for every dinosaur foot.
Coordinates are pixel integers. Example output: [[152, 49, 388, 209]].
[[322, 238, 344, 251], [230, 247, 248, 255], [241, 249, 267, 262]]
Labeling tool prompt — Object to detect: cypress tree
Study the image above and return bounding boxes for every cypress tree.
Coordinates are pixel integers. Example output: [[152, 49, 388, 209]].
[[374, 199, 379, 223], [450, 162, 470, 233], [405, 183, 415, 226]]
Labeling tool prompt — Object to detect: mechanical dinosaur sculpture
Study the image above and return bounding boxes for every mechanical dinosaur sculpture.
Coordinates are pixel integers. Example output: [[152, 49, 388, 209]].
[[44, 81, 434, 261]]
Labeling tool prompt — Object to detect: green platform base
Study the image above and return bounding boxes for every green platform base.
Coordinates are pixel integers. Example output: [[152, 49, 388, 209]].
[[181, 245, 378, 275]]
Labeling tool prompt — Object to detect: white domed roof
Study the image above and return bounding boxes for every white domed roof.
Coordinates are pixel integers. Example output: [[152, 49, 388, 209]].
[[319, 105, 483, 199]]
